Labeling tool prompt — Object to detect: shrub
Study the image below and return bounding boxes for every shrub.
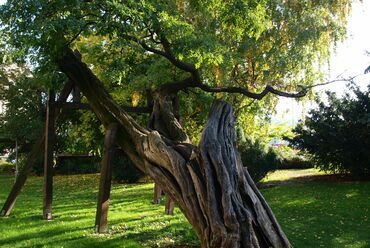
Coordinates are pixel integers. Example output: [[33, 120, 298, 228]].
[[0, 161, 14, 174], [55, 156, 100, 175], [272, 145, 313, 169], [112, 150, 145, 183], [288, 84, 370, 176], [239, 139, 281, 182], [279, 157, 313, 169]]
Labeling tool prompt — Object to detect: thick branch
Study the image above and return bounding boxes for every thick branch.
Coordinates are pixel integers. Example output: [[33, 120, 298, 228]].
[[121, 34, 200, 81], [198, 84, 307, 99], [159, 76, 359, 101]]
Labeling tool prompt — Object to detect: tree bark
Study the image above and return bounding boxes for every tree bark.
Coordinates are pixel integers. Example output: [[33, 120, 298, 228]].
[[95, 123, 118, 233], [43, 90, 56, 220], [58, 49, 291, 248], [165, 196, 175, 215], [152, 183, 162, 204]]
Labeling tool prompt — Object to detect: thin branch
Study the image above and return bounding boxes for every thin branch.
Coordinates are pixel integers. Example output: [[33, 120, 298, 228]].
[[120, 33, 200, 80], [234, 98, 256, 116], [65, 22, 95, 47], [364, 65, 370, 74], [302, 74, 361, 90]]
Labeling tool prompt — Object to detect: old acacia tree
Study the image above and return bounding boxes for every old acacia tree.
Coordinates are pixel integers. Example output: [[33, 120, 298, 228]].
[[0, 0, 351, 247]]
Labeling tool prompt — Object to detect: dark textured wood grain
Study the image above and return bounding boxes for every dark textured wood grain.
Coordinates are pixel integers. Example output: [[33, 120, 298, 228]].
[[95, 123, 118, 233], [58, 49, 292, 248], [43, 90, 56, 220]]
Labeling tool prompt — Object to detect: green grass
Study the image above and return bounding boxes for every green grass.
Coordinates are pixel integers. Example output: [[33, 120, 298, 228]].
[[0, 161, 14, 174], [262, 181, 370, 248], [261, 168, 326, 183], [0, 174, 197, 248], [0, 171, 369, 247]]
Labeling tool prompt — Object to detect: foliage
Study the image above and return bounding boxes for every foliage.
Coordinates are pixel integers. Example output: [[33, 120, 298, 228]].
[[288, 84, 370, 176], [279, 156, 314, 170], [0, 160, 14, 174], [56, 110, 104, 156], [273, 145, 314, 169], [0, 0, 352, 145], [112, 150, 145, 183], [237, 116, 311, 172], [239, 138, 281, 182], [55, 156, 100, 175], [0, 172, 369, 247], [0, 66, 45, 156], [0, 68, 104, 168], [0, 67, 48, 175]]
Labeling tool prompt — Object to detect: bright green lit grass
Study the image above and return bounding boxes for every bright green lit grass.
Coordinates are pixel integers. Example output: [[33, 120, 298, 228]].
[[261, 168, 326, 183], [262, 181, 370, 248], [0, 174, 197, 247], [0, 171, 369, 247]]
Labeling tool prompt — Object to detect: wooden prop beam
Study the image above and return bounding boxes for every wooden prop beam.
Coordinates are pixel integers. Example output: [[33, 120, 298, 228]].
[[153, 183, 162, 204], [165, 196, 175, 215], [43, 90, 56, 220], [72, 85, 82, 103], [153, 183, 175, 214], [0, 136, 45, 216], [0, 81, 73, 217], [95, 123, 118, 233]]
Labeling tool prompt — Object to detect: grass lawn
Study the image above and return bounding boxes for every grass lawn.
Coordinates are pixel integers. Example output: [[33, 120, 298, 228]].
[[261, 168, 326, 183], [0, 170, 369, 247]]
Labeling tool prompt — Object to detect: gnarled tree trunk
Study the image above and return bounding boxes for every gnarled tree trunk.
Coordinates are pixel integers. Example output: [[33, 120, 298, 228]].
[[58, 49, 291, 248]]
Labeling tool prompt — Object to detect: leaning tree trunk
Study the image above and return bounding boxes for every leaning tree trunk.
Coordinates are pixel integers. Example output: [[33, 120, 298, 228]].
[[58, 49, 291, 248]]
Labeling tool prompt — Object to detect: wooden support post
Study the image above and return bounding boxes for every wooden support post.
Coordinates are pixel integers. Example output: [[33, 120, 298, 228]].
[[15, 139, 18, 182], [95, 123, 118, 233], [1, 82, 74, 217], [72, 85, 82, 103], [153, 183, 175, 214], [1, 136, 44, 216], [43, 90, 56, 220], [153, 183, 162, 204], [165, 196, 175, 215]]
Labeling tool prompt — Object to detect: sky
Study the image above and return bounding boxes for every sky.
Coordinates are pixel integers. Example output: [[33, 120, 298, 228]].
[[272, 1, 370, 125], [0, 0, 369, 125]]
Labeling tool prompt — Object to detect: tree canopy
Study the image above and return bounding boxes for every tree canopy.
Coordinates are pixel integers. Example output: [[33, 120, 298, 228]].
[[0, 0, 351, 101], [0, 0, 353, 143]]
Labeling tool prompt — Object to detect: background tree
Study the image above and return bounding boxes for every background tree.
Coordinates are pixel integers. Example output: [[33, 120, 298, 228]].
[[0, 0, 353, 247], [288, 84, 370, 177], [0, 66, 44, 164]]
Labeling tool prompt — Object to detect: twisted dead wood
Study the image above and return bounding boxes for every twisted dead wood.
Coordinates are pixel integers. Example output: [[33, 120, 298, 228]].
[[58, 49, 291, 248]]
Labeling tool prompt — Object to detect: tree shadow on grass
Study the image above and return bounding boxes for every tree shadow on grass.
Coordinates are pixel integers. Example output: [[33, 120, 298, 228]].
[[0, 175, 198, 248], [261, 180, 370, 248], [0, 214, 198, 248]]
